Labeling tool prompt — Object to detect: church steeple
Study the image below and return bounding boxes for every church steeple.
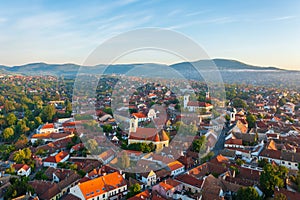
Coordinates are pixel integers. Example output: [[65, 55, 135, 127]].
[[129, 117, 138, 133], [161, 130, 169, 141]]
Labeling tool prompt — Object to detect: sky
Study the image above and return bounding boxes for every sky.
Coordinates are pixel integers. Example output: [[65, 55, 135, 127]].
[[0, 0, 299, 70]]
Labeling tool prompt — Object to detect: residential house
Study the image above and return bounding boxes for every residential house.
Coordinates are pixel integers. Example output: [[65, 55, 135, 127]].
[[136, 170, 156, 187], [69, 172, 127, 200], [12, 164, 31, 177], [37, 123, 59, 134], [43, 151, 70, 168], [152, 179, 182, 199], [167, 161, 185, 176], [175, 174, 203, 194], [259, 148, 300, 170]]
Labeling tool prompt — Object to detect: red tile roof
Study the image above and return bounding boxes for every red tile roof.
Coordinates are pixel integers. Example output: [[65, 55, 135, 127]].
[[42, 123, 54, 129], [44, 151, 69, 163], [132, 113, 147, 118], [187, 101, 212, 107], [175, 174, 203, 188], [225, 138, 243, 145], [128, 190, 150, 200], [78, 172, 126, 199], [12, 164, 30, 172], [129, 128, 161, 142], [158, 179, 181, 191], [167, 161, 184, 171]]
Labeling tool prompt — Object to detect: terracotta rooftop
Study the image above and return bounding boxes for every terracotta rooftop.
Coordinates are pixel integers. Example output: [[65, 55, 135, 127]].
[[132, 112, 147, 118], [12, 164, 30, 171], [41, 123, 54, 129], [175, 174, 203, 188], [167, 161, 184, 171], [128, 190, 150, 200], [44, 151, 69, 163], [225, 138, 243, 145], [159, 178, 181, 191], [78, 172, 126, 199], [187, 101, 212, 107]]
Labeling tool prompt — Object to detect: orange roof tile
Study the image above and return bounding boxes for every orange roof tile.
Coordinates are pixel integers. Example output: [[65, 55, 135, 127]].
[[132, 113, 147, 118], [161, 130, 169, 141], [44, 151, 69, 163], [168, 161, 184, 171], [79, 172, 126, 199], [128, 190, 150, 200], [42, 123, 54, 129]]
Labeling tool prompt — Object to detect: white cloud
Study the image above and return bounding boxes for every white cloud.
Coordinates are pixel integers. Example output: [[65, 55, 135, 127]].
[[186, 10, 212, 17], [167, 9, 182, 17], [270, 15, 296, 21], [15, 12, 72, 30], [167, 16, 236, 30]]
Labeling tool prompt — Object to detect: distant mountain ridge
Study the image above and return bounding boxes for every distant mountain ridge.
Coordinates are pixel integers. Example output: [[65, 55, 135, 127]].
[[0, 58, 285, 77], [1, 59, 299, 89]]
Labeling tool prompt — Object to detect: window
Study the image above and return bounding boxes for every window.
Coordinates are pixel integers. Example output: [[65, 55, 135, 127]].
[[282, 161, 285, 164]]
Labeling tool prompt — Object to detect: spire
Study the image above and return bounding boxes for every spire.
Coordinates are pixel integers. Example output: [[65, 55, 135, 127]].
[[161, 130, 169, 141], [153, 133, 160, 142]]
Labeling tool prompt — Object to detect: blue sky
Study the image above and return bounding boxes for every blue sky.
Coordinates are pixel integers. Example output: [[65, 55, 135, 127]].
[[0, 0, 299, 69]]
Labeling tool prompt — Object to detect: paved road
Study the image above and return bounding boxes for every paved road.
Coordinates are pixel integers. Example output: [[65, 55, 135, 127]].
[[212, 123, 235, 156]]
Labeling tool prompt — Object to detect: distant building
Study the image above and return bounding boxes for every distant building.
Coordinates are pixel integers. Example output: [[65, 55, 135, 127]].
[[183, 95, 213, 112], [128, 118, 169, 151]]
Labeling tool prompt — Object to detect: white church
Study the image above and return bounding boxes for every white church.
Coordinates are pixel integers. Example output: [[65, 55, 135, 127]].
[[183, 93, 213, 112]]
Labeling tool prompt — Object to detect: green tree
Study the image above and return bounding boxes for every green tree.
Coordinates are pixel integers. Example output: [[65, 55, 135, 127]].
[[13, 148, 32, 164], [260, 164, 287, 197], [3, 127, 14, 140], [236, 158, 245, 166], [236, 187, 261, 200], [16, 119, 30, 135], [65, 100, 72, 113], [246, 113, 257, 129], [274, 193, 287, 200], [127, 183, 141, 198], [102, 124, 113, 133], [103, 107, 113, 115], [258, 158, 269, 168], [34, 116, 43, 127], [232, 98, 247, 109], [4, 177, 34, 199], [6, 113, 17, 126], [40, 104, 56, 122], [4, 100, 15, 112], [225, 114, 230, 122], [5, 165, 16, 175], [192, 136, 206, 152]]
